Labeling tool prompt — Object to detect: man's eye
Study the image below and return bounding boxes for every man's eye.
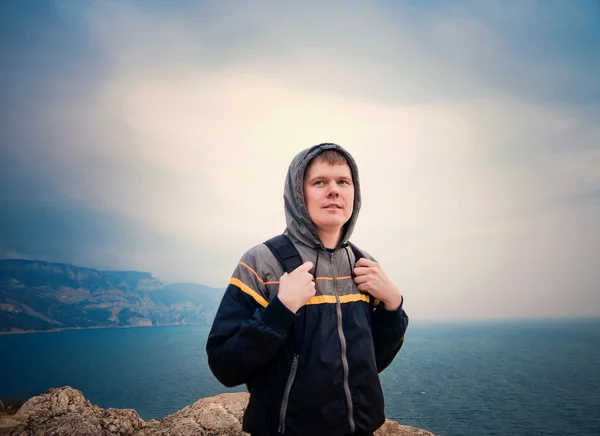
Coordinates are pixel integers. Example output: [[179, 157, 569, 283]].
[[339, 180, 349, 185], [314, 181, 324, 186]]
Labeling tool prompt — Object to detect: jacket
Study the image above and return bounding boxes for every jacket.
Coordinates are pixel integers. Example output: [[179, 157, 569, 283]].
[[206, 143, 409, 435]]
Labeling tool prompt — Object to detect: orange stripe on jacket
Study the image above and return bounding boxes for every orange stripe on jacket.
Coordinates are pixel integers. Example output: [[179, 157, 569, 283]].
[[264, 277, 351, 284], [239, 262, 265, 285], [241, 260, 353, 285], [231, 276, 369, 307], [229, 278, 268, 308], [263, 276, 352, 285], [315, 276, 352, 281], [305, 293, 370, 305]]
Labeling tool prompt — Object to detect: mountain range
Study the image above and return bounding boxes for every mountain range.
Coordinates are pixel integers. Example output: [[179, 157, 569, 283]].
[[0, 259, 225, 333]]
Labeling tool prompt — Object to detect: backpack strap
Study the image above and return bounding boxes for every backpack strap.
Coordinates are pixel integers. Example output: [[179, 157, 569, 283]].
[[347, 241, 365, 272], [263, 234, 306, 352], [347, 241, 378, 309], [263, 234, 304, 274]]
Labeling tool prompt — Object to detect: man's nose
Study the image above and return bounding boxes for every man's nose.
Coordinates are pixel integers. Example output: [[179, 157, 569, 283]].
[[327, 182, 340, 196]]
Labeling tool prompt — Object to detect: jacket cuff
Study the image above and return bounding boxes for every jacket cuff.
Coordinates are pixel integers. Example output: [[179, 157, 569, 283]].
[[261, 295, 296, 336], [376, 296, 404, 326]]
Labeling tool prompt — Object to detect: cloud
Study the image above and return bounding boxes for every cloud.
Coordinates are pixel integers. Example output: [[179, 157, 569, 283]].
[[1, 0, 598, 319]]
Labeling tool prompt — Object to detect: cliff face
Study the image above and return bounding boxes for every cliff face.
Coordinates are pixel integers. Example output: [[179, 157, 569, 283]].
[[0, 387, 438, 436], [0, 260, 225, 333]]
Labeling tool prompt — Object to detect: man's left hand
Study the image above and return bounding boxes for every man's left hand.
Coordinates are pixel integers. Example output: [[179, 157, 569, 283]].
[[353, 258, 403, 311]]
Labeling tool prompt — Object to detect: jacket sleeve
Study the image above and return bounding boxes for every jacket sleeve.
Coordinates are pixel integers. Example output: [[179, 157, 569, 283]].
[[206, 249, 296, 388], [354, 246, 410, 373], [371, 296, 409, 373]]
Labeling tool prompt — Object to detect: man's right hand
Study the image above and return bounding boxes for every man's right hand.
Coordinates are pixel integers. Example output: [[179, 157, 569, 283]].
[[277, 261, 316, 313]]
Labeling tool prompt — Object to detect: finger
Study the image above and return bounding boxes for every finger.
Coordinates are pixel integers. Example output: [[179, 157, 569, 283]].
[[353, 275, 368, 285], [295, 261, 314, 273], [357, 283, 370, 292], [353, 267, 370, 276], [356, 257, 377, 267]]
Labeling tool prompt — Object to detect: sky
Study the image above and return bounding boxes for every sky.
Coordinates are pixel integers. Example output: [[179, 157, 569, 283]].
[[1, 0, 599, 321]]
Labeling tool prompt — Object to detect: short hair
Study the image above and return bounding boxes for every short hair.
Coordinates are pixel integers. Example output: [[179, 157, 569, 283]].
[[311, 149, 348, 166]]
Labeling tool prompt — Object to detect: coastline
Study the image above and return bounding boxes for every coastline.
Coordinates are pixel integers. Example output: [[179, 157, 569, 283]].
[[3, 316, 599, 335], [0, 322, 212, 336]]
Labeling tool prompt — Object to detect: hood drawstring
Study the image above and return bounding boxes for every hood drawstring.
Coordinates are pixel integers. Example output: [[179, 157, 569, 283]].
[[313, 249, 320, 279]]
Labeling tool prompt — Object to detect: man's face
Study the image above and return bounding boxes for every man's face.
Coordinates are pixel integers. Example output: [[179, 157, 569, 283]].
[[303, 159, 354, 236]]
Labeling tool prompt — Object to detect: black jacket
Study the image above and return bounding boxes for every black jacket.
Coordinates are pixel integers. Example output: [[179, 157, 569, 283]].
[[206, 143, 409, 435]]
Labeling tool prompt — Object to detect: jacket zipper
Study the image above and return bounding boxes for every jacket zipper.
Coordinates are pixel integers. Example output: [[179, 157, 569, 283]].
[[331, 252, 355, 433], [278, 353, 299, 434]]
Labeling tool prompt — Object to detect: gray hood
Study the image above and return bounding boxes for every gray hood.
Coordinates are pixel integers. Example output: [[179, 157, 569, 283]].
[[283, 143, 362, 249]]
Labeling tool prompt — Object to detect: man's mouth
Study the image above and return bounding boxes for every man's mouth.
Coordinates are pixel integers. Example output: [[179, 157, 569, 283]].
[[323, 204, 343, 209]]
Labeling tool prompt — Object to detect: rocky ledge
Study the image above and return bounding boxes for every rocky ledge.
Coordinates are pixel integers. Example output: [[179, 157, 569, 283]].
[[0, 387, 437, 435]]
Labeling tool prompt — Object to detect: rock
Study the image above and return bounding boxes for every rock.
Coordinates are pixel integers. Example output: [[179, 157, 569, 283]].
[[137, 392, 249, 436], [0, 417, 21, 435], [0, 387, 438, 436], [376, 420, 440, 436], [3, 387, 144, 436]]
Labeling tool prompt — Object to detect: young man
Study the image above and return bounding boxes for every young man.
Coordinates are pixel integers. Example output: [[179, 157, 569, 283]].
[[206, 143, 409, 436]]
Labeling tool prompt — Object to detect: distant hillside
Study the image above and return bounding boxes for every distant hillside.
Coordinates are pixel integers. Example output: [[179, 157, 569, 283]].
[[0, 259, 225, 333]]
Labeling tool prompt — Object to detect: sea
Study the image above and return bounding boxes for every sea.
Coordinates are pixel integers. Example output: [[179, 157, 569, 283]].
[[1, 318, 599, 436]]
